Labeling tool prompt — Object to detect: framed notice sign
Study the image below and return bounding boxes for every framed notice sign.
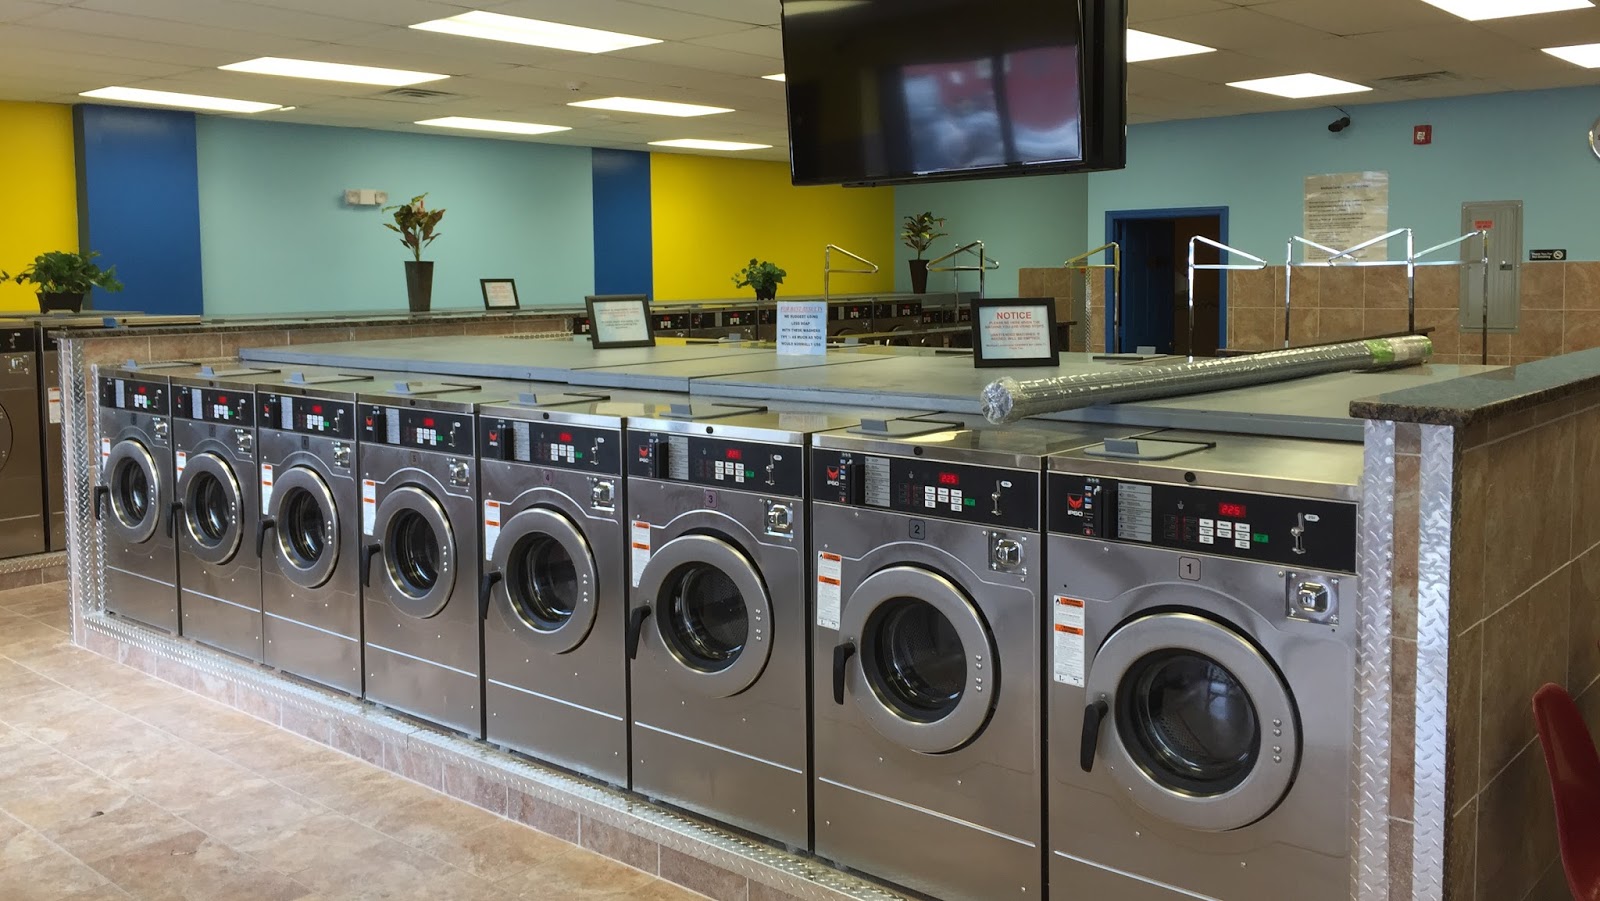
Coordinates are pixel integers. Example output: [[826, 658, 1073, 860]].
[[970, 298, 1060, 368], [585, 294, 655, 349], [480, 279, 520, 310]]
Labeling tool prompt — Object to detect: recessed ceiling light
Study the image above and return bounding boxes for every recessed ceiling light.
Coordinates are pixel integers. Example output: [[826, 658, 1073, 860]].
[[763, 73, 786, 82], [1419, 0, 1591, 20], [220, 57, 447, 87], [649, 139, 772, 151], [1544, 42, 1600, 67], [1126, 30, 1216, 63], [1227, 73, 1372, 99], [569, 97, 732, 117], [411, 11, 660, 53], [416, 117, 572, 136], [79, 86, 281, 113]]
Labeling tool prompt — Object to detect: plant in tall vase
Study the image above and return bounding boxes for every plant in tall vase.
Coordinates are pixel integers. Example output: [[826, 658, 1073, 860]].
[[900, 211, 947, 294], [1, 250, 123, 313], [732, 259, 787, 302], [384, 193, 445, 313]]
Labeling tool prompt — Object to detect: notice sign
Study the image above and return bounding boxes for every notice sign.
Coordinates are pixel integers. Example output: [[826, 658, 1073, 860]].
[[585, 295, 655, 349], [776, 301, 827, 356], [1530, 249, 1568, 262], [480, 278, 519, 310], [971, 298, 1060, 368], [1303, 171, 1390, 261]]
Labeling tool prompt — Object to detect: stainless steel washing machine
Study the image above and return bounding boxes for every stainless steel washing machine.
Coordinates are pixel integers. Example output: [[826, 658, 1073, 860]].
[[256, 368, 382, 696], [1046, 431, 1362, 901], [0, 322, 45, 558], [625, 403, 870, 850], [358, 379, 513, 737], [808, 417, 1122, 901], [168, 364, 280, 660]]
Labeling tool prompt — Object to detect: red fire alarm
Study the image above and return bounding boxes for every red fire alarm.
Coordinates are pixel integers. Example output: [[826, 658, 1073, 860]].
[[1414, 125, 1433, 145]]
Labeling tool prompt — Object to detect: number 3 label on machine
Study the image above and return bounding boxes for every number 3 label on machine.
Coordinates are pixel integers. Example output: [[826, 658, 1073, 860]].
[[816, 552, 843, 630], [1053, 596, 1086, 687]]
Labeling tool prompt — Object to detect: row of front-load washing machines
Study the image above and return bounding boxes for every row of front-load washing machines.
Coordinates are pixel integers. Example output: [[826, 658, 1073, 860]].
[[93, 357, 1363, 901]]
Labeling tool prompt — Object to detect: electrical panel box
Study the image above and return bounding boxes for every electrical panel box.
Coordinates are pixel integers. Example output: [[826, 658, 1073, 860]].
[[1460, 200, 1523, 333]]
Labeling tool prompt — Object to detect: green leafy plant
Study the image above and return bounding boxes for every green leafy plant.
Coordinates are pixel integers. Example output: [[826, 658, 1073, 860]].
[[383, 193, 445, 262], [732, 259, 787, 299], [900, 211, 948, 259], [1, 250, 123, 295]]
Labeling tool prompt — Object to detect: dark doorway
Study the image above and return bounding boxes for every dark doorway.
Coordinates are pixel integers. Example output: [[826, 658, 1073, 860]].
[[1106, 208, 1228, 356]]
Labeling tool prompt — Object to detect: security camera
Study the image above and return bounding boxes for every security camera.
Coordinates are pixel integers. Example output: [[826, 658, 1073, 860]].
[[1328, 115, 1351, 133]]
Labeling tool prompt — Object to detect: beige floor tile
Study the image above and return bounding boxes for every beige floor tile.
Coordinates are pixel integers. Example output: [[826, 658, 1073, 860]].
[[176, 780, 327, 848], [51, 714, 186, 775], [42, 796, 196, 863], [100, 743, 266, 817], [56, 887, 133, 900], [369, 792, 507, 856], [0, 584, 68, 610], [212, 727, 352, 781], [276, 756, 438, 823], [635, 879, 718, 901], [131, 695, 279, 749], [424, 817, 577, 883], [233, 811, 393, 876], [1, 771, 137, 833], [0, 846, 111, 900], [0, 815, 59, 869], [288, 833, 457, 897], [87, 830, 311, 901], [0, 687, 107, 733], [496, 847, 657, 899]]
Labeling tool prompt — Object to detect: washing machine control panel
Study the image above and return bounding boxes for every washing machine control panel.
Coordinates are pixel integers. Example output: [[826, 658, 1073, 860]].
[[812, 450, 1040, 530], [629, 432, 803, 497], [258, 395, 354, 439], [360, 406, 473, 454], [174, 387, 255, 425], [99, 377, 169, 415], [479, 418, 621, 474], [1048, 473, 1357, 573]]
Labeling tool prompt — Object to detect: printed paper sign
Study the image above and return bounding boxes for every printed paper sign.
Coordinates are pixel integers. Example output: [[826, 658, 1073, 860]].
[[1053, 596, 1087, 687], [776, 302, 827, 356], [631, 521, 651, 588], [362, 480, 377, 537], [592, 299, 652, 345], [977, 305, 1054, 360], [816, 552, 843, 629], [260, 464, 274, 509], [47, 387, 61, 425], [1303, 171, 1390, 262], [483, 500, 502, 561]]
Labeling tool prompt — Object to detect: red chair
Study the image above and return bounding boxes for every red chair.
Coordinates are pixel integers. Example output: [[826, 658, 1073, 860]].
[[1533, 682, 1600, 901]]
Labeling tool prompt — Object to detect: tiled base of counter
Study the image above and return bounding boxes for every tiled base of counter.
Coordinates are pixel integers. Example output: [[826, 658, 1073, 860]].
[[0, 551, 68, 589], [74, 612, 911, 901]]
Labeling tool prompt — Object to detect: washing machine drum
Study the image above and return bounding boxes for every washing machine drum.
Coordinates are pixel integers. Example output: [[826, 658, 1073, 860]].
[[104, 438, 163, 544], [840, 566, 998, 754], [266, 466, 339, 589], [1086, 611, 1300, 832], [373, 485, 456, 619], [177, 452, 244, 564], [636, 533, 772, 699], [491, 507, 597, 654]]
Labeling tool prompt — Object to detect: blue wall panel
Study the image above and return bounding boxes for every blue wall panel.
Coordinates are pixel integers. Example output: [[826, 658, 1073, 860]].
[[74, 104, 204, 315], [591, 148, 653, 296]]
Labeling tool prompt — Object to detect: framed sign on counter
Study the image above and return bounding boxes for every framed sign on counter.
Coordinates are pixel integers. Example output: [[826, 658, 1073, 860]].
[[585, 294, 656, 348], [480, 279, 520, 310], [970, 297, 1060, 368]]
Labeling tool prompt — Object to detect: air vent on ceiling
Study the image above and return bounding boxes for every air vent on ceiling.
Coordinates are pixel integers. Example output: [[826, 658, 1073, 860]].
[[1375, 71, 1462, 86], [375, 87, 459, 103]]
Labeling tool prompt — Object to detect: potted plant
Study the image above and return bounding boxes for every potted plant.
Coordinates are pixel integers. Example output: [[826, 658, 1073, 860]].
[[383, 193, 445, 313], [1, 250, 124, 313], [732, 259, 787, 301], [900, 211, 947, 294]]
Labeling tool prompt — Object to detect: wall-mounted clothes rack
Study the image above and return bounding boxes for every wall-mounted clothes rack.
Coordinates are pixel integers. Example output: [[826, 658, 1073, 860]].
[[1188, 236, 1268, 361], [1064, 242, 1121, 353], [929, 240, 999, 299]]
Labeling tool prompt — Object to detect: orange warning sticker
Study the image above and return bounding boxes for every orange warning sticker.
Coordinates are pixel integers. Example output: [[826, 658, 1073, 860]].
[[1053, 596, 1087, 687], [817, 552, 843, 629]]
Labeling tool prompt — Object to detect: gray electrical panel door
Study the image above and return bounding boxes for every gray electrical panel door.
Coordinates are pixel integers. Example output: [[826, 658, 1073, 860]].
[[1460, 200, 1523, 332]]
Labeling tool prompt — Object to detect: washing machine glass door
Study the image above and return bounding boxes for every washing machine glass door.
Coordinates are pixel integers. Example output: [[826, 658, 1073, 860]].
[[1086, 611, 1300, 832], [637, 533, 771, 698], [839, 566, 997, 754], [178, 453, 244, 564], [267, 466, 339, 589], [104, 439, 162, 544], [492, 507, 596, 654], [373, 485, 456, 618]]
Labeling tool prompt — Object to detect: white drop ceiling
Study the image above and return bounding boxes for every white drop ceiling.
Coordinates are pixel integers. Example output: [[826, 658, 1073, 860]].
[[1, 0, 1599, 162]]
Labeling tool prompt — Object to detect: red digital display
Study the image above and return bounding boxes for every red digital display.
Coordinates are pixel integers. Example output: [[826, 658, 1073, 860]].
[[559, 432, 573, 444], [218, 396, 228, 404], [311, 405, 323, 414], [136, 386, 147, 394], [423, 417, 436, 428], [726, 449, 743, 461], [1218, 502, 1248, 519], [938, 472, 960, 486]]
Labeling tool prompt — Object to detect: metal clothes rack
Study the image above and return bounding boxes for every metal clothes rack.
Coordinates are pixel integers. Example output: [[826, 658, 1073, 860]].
[[929, 240, 1000, 299], [1064, 242, 1121, 353], [1188, 236, 1268, 361], [809, 244, 881, 342], [1286, 228, 1415, 348], [1413, 230, 1492, 365]]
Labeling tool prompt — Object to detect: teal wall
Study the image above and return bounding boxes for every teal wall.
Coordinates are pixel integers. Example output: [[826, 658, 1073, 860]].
[[196, 118, 595, 316]]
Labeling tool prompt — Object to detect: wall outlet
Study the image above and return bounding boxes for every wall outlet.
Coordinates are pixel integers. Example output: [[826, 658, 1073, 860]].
[[344, 189, 389, 206], [344, 189, 362, 205]]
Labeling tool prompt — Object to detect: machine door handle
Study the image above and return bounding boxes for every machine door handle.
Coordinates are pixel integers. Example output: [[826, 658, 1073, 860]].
[[479, 570, 502, 621], [625, 605, 652, 660], [1081, 699, 1109, 773], [94, 486, 108, 521], [360, 542, 381, 588], [166, 501, 183, 539], [255, 516, 276, 559], [832, 642, 857, 705]]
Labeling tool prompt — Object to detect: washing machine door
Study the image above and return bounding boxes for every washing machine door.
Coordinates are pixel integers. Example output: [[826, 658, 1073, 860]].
[[1085, 612, 1300, 832], [103, 438, 162, 544], [266, 466, 339, 589], [373, 485, 456, 619], [636, 533, 771, 699], [178, 453, 244, 564], [838, 566, 997, 754], [491, 507, 597, 654]]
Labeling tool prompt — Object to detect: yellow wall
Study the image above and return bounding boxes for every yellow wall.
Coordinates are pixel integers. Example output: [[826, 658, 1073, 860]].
[[650, 154, 895, 301], [0, 102, 78, 312]]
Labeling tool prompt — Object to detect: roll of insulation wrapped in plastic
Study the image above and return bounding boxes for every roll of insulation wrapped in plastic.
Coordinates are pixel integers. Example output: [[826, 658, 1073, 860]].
[[980, 335, 1433, 424]]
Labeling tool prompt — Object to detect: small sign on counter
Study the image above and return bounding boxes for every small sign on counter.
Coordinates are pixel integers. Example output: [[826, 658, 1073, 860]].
[[585, 294, 656, 349], [480, 278, 520, 310], [776, 301, 828, 356], [971, 297, 1060, 368]]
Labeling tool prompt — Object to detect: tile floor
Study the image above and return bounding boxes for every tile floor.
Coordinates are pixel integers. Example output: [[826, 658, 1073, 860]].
[[0, 582, 708, 901]]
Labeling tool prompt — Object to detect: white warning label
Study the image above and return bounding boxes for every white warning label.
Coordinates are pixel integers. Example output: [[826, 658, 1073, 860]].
[[483, 500, 501, 561], [1053, 596, 1087, 687], [100, 438, 111, 466], [47, 387, 61, 424], [361, 479, 377, 536], [260, 463, 274, 509], [175, 451, 188, 476], [816, 552, 843, 630], [630, 521, 651, 587]]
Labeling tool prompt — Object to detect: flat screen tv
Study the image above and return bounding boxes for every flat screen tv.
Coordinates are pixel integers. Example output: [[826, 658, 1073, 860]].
[[781, 0, 1127, 186]]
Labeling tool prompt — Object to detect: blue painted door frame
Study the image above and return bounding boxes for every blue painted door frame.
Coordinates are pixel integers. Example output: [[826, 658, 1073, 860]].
[[1104, 206, 1230, 353]]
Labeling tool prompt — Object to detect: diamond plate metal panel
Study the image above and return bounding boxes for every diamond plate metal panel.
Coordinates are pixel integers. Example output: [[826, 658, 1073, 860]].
[[1410, 425, 1456, 901], [1355, 419, 1397, 901]]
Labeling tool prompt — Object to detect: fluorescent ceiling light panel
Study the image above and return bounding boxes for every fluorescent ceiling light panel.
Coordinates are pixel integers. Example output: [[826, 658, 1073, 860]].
[[410, 11, 660, 53], [220, 57, 447, 86], [1544, 42, 1600, 67], [1125, 30, 1215, 63], [416, 117, 571, 135], [79, 86, 281, 113], [569, 97, 732, 117], [649, 139, 772, 151], [1227, 73, 1371, 99], [1419, 0, 1591, 20], [763, 73, 786, 82]]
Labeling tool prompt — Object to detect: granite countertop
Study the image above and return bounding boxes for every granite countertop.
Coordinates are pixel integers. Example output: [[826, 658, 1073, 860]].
[[1350, 348, 1600, 426]]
